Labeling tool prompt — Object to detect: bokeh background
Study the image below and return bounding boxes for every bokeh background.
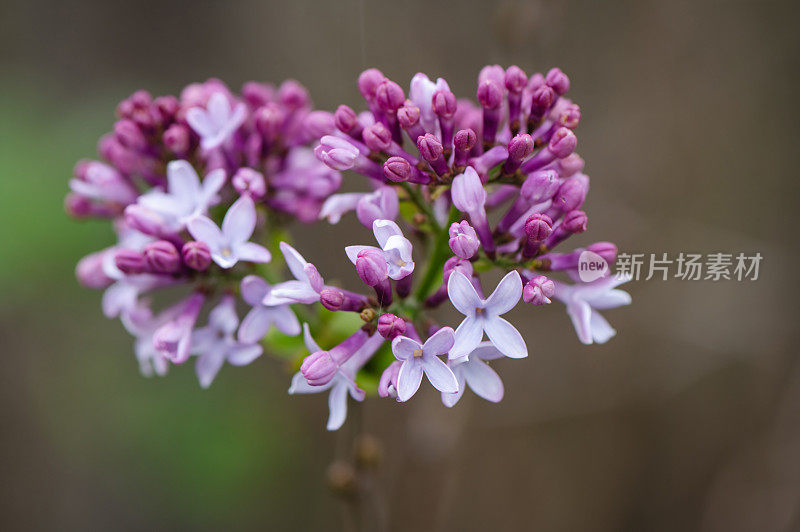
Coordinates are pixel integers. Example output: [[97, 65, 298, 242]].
[[2, 0, 799, 530]]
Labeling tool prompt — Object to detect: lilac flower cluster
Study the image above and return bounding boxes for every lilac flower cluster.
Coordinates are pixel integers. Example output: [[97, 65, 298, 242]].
[[69, 66, 631, 431]]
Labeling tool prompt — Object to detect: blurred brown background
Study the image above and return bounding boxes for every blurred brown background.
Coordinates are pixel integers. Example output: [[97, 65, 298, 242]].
[[1, 0, 799, 530]]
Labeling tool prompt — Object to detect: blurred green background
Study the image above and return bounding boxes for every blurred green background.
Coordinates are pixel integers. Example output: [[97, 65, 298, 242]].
[[1, 0, 799, 530]]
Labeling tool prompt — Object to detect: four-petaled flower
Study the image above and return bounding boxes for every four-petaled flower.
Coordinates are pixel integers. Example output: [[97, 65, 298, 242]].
[[345, 219, 414, 280], [186, 91, 247, 150], [391, 327, 459, 402], [442, 342, 506, 407], [553, 274, 632, 345], [137, 160, 226, 231], [289, 324, 384, 430], [448, 270, 528, 360], [188, 195, 271, 269], [191, 295, 263, 388]]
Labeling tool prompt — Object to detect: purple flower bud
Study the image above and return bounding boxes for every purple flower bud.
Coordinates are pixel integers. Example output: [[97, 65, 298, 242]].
[[375, 79, 405, 111], [304, 110, 336, 138], [545, 67, 570, 95], [301, 350, 338, 386], [477, 80, 503, 109], [358, 68, 385, 101], [562, 210, 588, 233], [334, 105, 360, 133], [557, 104, 581, 129], [320, 288, 345, 311], [113, 119, 147, 151], [241, 81, 274, 107], [397, 103, 420, 128], [124, 204, 168, 237], [383, 156, 411, 182], [356, 249, 388, 286], [143, 240, 181, 273], [114, 249, 146, 274], [64, 193, 93, 218], [529, 85, 556, 122], [75, 251, 114, 289], [508, 134, 534, 161], [432, 90, 457, 118], [232, 168, 267, 200], [587, 242, 618, 265], [554, 175, 588, 212], [548, 127, 577, 158], [363, 122, 393, 152], [278, 79, 309, 109], [153, 96, 179, 125], [448, 221, 480, 259], [504, 66, 528, 94], [521, 169, 560, 202], [443, 256, 474, 281], [524, 213, 554, 242], [557, 153, 585, 177], [523, 275, 555, 305], [182, 241, 212, 271], [454, 128, 477, 151], [478, 64, 505, 85], [254, 103, 286, 140], [416, 133, 443, 162], [377, 313, 407, 340], [163, 124, 191, 156]]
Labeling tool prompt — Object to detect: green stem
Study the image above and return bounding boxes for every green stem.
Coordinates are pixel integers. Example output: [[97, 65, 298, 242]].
[[413, 207, 460, 302]]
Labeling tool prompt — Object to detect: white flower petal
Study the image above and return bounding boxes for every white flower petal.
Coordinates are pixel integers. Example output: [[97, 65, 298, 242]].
[[372, 219, 403, 248], [484, 270, 523, 316], [396, 360, 424, 402], [423, 356, 459, 393], [227, 343, 263, 366], [422, 326, 455, 358], [447, 270, 483, 315], [392, 335, 422, 360], [187, 215, 225, 252], [483, 316, 528, 358], [451, 315, 484, 360], [327, 382, 349, 431], [463, 358, 504, 402], [222, 195, 257, 244], [589, 310, 617, 344], [279, 242, 309, 283]]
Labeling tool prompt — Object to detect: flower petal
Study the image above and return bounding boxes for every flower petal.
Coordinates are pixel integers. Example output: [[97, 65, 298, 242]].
[[396, 360, 424, 402], [441, 370, 466, 407], [288, 371, 332, 394], [327, 382, 349, 431], [237, 307, 272, 344], [196, 350, 226, 389], [302, 323, 322, 353], [372, 219, 403, 248], [208, 296, 239, 335], [450, 315, 484, 360], [270, 305, 300, 336], [227, 343, 263, 366], [265, 280, 319, 305], [187, 215, 225, 252], [422, 326, 455, 358], [279, 242, 309, 282], [447, 270, 483, 315], [199, 168, 226, 207], [185, 108, 215, 138], [392, 335, 422, 360], [319, 193, 364, 224], [222, 195, 256, 244], [470, 342, 505, 361], [484, 270, 523, 316], [584, 289, 631, 310], [589, 310, 617, 344], [234, 242, 271, 263], [240, 275, 270, 306], [483, 316, 528, 358], [566, 300, 594, 345], [462, 359, 504, 402], [423, 356, 459, 393], [166, 160, 202, 203]]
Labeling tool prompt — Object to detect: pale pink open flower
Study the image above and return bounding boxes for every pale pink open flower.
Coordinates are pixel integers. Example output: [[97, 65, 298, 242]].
[[345, 219, 414, 280], [391, 327, 459, 402], [186, 92, 247, 150]]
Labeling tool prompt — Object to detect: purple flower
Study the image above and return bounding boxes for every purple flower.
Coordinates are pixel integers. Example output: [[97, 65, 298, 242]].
[[69, 160, 138, 207], [314, 135, 360, 170], [448, 270, 527, 360], [238, 275, 301, 343], [289, 324, 384, 430], [409, 73, 450, 133], [451, 167, 494, 252], [187, 195, 271, 269], [264, 242, 325, 305], [136, 160, 225, 231], [186, 91, 247, 150], [120, 301, 178, 377], [191, 296, 263, 388], [345, 219, 414, 280], [442, 342, 505, 407], [553, 275, 632, 345], [153, 292, 205, 364], [391, 327, 459, 402]]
